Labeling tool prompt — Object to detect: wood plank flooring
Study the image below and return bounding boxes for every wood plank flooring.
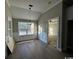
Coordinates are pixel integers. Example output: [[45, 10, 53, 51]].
[[7, 40, 64, 59]]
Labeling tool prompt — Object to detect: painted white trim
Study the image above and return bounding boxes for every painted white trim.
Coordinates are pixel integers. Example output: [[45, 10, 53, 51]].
[[43, 0, 62, 14]]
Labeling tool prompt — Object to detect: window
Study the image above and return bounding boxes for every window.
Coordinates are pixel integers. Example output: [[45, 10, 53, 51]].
[[18, 22, 34, 36], [38, 25, 42, 33]]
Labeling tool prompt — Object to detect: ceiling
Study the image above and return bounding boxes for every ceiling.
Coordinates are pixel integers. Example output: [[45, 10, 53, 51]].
[[9, 0, 62, 20]]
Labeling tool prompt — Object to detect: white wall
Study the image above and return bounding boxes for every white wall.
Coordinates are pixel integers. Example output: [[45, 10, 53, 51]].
[[5, 1, 15, 53], [38, 2, 62, 50], [38, 21, 48, 43], [49, 21, 59, 36]]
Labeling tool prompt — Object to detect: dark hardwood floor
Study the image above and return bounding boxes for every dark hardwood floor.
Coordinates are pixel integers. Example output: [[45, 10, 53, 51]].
[[7, 40, 64, 59]]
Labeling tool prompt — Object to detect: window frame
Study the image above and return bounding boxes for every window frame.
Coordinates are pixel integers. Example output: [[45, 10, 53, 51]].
[[18, 22, 34, 36]]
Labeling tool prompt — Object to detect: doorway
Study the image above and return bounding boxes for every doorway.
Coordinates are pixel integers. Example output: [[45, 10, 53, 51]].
[[48, 17, 59, 48]]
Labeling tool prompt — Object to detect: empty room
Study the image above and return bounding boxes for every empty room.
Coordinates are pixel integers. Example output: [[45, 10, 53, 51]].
[[5, 0, 73, 59]]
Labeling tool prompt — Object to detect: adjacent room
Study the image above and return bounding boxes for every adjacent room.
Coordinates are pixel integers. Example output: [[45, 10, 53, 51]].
[[48, 17, 59, 48]]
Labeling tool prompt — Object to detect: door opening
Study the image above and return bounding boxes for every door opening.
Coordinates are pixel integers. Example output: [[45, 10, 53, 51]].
[[48, 17, 59, 48]]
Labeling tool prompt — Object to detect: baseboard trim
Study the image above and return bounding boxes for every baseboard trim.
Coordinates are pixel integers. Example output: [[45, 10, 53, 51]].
[[16, 39, 37, 43]]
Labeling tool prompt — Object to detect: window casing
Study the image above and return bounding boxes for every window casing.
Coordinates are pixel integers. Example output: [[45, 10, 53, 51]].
[[18, 22, 34, 36]]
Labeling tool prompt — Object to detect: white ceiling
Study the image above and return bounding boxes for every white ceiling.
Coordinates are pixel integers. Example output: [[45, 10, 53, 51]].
[[10, 0, 62, 20], [11, 6, 41, 20]]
